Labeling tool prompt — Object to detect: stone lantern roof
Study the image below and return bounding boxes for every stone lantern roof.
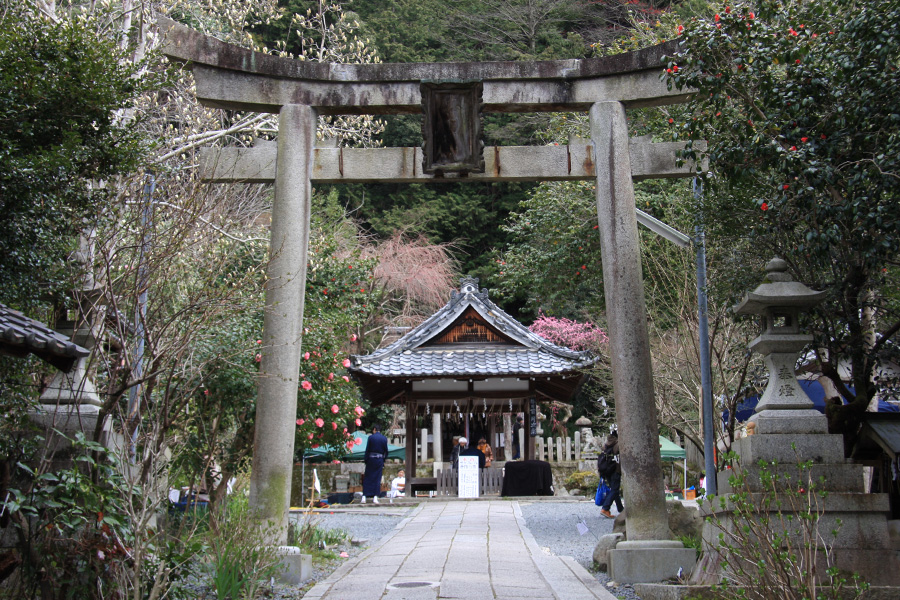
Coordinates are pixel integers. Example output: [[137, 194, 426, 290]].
[[734, 258, 826, 315]]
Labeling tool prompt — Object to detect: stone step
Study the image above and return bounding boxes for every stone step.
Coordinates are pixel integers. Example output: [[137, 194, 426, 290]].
[[717, 461, 866, 494]]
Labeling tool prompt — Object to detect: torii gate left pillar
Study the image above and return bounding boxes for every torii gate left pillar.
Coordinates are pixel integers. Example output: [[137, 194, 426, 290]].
[[251, 104, 316, 536]]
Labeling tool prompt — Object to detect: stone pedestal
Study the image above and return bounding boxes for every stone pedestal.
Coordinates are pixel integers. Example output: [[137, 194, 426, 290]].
[[608, 540, 697, 584], [275, 546, 312, 584]]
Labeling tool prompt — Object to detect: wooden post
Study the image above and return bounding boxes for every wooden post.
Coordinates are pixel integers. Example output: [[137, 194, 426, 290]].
[[405, 399, 416, 497]]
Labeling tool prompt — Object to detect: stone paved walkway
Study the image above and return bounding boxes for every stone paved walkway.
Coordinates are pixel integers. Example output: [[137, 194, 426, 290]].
[[303, 500, 617, 600]]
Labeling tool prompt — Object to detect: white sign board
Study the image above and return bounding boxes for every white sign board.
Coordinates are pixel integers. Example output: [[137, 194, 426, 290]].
[[458, 455, 480, 498]]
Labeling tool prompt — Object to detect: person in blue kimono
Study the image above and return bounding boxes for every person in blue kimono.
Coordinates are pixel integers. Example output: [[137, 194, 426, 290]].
[[361, 423, 389, 504]]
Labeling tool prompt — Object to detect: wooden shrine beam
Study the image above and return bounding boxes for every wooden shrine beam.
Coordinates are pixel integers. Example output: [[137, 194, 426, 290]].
[[200, 141, 705, 184]]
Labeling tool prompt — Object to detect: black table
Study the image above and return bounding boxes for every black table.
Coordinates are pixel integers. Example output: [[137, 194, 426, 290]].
[[501, 460, 554, 496]]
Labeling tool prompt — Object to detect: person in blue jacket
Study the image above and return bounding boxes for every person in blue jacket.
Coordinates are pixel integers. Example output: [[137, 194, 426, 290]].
[[361, 423, 389, 504]]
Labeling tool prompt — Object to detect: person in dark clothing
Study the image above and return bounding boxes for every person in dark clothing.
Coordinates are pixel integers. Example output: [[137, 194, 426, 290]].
[[362, 424, 389, 504], [512, 416, 523, 459], [600, 431, 624, 518], [458, 437, 486, 468], [451, 435, 461, 471]]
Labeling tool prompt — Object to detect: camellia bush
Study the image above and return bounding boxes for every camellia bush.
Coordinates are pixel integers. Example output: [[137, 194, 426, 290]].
[[666, 0, 900, 442]]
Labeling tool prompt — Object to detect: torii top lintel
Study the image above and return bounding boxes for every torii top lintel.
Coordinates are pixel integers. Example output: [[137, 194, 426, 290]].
[[158, 17, 690, 115]]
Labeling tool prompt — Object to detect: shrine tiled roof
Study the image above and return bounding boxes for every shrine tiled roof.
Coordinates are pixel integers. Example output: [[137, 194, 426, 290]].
[[0, 303, 88, 372], [350, 278, 595, 379]]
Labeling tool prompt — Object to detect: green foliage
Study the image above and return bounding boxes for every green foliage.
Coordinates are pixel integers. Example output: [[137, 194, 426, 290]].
[[667, 0, 900, 439], [703, 451, 867, 599], [290, 514, 349, 559], [563, 470, 599, 492], [207, 495, 284, 600], [1, 433, 137, 599], [0, 6, 149, 308]]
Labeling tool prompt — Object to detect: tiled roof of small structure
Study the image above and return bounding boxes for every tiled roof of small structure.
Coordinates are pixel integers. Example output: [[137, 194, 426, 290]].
[[0, 303, 88, 371], [350, 277, 595, 378]]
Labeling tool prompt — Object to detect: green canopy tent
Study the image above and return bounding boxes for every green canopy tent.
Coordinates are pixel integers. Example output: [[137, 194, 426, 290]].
[[302, 431, 405, 463], [658, 435, 688, 491]]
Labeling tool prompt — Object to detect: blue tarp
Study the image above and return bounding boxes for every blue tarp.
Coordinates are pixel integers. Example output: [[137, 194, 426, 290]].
[[723, 379, 899, 428]]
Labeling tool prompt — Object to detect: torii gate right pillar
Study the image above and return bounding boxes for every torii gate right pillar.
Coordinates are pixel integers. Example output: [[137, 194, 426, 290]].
[[591, 101, 697, 581]]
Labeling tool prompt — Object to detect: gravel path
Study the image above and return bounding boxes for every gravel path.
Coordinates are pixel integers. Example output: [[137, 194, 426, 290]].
[[519, 500, 641, 600]]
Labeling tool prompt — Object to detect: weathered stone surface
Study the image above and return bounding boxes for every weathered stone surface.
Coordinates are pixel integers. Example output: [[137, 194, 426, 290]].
[[608, 544, 697, 584], [276, 546, 312, 585], [592, 100, 670, 543], [250, 104, 316, 543], [633, 584, 719, 600], [726, 433, 846, 466], [592, 533, 624, 569], [201, 140, 704, 184], [612, 502, 702, 542]]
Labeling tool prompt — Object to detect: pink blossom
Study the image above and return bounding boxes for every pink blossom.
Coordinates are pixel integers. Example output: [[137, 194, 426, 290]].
[[355, 418, 362, 426], [529, 313, 609, 351], [304, 352, 311, 360], [331, 404, 339, 414], [328, 372, 335, 381], [301, 380, 313, 391], [346, 441, 355, 450], [355, 406, 364, 416], [296, 419, 305, 426], [308, 433, 314, 439], [350, 334, 357, 342], [342, 376, 350, 383], [355, 438, 363, 446], [255, 354, 262, 362], [315, 418, 324, 428], [342, 359, 351, 368], [332, 421, 338, 430]]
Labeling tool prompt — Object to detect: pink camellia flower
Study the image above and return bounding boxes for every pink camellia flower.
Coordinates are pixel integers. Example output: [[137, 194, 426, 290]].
[[312, 443, 319, 448], [355, 406, 365, 416], [332, 421, 338, 430], [304, 352, 311, 360], [255, 354, 262, 362], [355, 438, 363, 445], [301, 380, 313, 391], [315, 418, 324, 428], [328, 372, 335, 381], [342, 376, 350, 383], [343, 427, 348, 433], [308, 433, 314, 439], [331, 404, 339, 414], [296, 418, 305, 426], [355, 418, 362, 426], [350, 334, 357, 341], [342, 358, 351, 368], [347, 441, 355, 450]]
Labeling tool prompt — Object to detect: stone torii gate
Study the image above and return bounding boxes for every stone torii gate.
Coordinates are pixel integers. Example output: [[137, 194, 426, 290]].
[[161, 18, 698, 579]]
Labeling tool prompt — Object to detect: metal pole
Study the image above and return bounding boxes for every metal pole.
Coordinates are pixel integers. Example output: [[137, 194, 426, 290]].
[[694, 178, 717, 495], [126, 171, 154, 462]]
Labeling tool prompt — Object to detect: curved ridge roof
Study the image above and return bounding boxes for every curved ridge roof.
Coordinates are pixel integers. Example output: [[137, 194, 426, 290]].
[[350, 278, 595, 379]]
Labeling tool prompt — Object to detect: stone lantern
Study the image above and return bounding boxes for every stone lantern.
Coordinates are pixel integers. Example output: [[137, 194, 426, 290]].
[[733, 257, 827, 434]]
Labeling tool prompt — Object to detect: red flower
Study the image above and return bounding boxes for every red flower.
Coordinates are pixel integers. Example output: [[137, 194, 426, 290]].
[[714, 14, 720, 21], [668, 118, 674, 124], [783, 184, 790, 190], [302, 380, 313, 391], [725, 6, 731, 13], [342, 358, 351, 368], [581, 265, 587, 269], [332, 421, 338, 430], [315, 418, 324, 427], [331, 404, 339, 414], [748, 11, 755, 19], [761, 202, 769, 211], [790, 146, 797, 151], [677, 24, 684, 34], [304, 352, 310, 360], [795, 59, 801, 64], [801, 137, 808, 143]]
